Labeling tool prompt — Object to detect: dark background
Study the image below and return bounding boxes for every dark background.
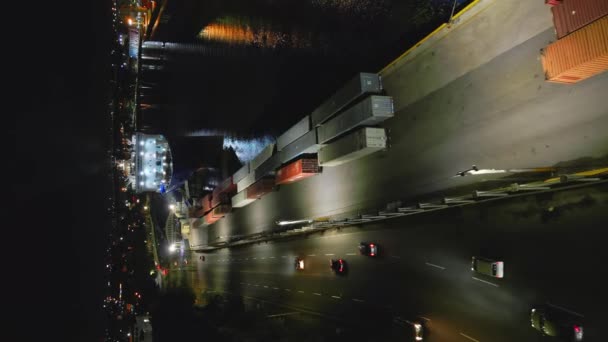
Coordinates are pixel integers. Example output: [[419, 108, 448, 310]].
[[12, 0, 112, 340]]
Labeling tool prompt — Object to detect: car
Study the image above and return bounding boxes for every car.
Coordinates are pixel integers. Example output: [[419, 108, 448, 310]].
[[530, 305, 584, 341], [393, 316, 425, 341], [359, 242, 378, 256], [330, 259, 346, 274], [471, 256, 504, 278], [295, 257, 305, 270]]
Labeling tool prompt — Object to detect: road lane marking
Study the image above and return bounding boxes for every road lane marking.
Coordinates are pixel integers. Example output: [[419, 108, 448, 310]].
[[245, 258, 249, 260], [254, 284, 260, 287], [325, 253, 334, 256], [273, 287, 279, 290], [331, 296, 341, 299], [352, 298, 364, 303], [261, 257, 266, 259], [269, 257, 275, 259], [547, 303, 585, 317], [252, 258, 257, 259], [267, 312, 299, 318], [459, 332, 480, 342], [425, 262, 446, 270], [346, 253, 356, 255], [284, 289, 291, 292], [420, 316, 431, 321], [308, 254, 316, 256], [281, 256, 286, 258], [472, 277, 499, 287], [298, 290, 304, 293], [313, 293, 322, 296], [264, 286, 269, 288]]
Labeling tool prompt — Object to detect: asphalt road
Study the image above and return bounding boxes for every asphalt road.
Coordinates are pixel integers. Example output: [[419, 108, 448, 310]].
[[191, 183, 607, 341]]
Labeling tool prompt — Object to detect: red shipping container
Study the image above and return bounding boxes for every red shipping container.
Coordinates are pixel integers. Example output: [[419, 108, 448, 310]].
[[189, 207, 206, 218], [246, 178, 275, 199], [545, 0, 562, 6], [204, 212, 220, 225], [211, 176, 237, 207], [552, 0, 608, 38], [211, 204, 232, 218], [201, 194, 213, 213], [541, 15, 608, 84], [276, 158, 320, 185]]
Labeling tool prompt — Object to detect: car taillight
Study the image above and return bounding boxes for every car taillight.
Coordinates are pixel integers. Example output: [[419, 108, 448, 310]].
[[574, 325, 581, 333], [370, 253, 375, 256]]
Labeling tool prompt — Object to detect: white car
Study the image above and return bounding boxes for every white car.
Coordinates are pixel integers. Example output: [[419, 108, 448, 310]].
[[471, 256, 504, 278]]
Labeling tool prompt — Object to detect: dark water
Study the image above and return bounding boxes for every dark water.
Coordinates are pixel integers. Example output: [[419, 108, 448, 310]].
[[140, 0, 470, 138]]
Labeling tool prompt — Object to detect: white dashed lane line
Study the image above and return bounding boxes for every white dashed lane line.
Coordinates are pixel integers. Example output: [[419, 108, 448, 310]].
[[298, 290, 305, 293], [459, 332, 480, 342], [472, 277, 499, 287], [352, 298, 364, 303], [331, 296, 341, 299], [284, 289, 291, 292], [313, 293, 322, 296], [425, 262, 446, 270], [346, 253, 357, 256], [325, 253, 334, 256], [307, 254, 316, 257]]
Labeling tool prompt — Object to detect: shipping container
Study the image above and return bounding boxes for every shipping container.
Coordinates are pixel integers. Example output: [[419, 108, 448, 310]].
[[276, 158, 320, 185], [211, 204, 232, 218], [189, 207, 206, 218], [237, 173, 256, 193], [250, 143, 276, 170], [233, 162, 250, 183], [254, 151, 283, 180], [211, 192, 231, 208], [246, 178, 275, 199], [204, 212, 220, 225], [318, 127, 387, 167], [281, 129, 322, 163], [211, 176, 237, 208], [201, 194, 213, 213], [277, 116, 311, 151], [541, 16, 608, 84], [317, 95, 393, 144], [231, 190, 257, 208], [551, 0, 608, 39], [311, 73, 383, 127]]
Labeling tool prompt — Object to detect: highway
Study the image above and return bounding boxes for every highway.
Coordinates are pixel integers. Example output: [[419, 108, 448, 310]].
[[190, 183, 607, 341]]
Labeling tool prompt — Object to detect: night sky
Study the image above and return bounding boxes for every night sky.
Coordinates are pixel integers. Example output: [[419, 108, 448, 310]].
[[13, 0, 113, 340]]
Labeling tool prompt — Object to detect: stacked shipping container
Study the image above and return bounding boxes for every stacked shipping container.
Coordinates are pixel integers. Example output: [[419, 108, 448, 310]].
[[542, 15, 608, 84], [276, 158, 320, 185], [542, 0, 608, 84]]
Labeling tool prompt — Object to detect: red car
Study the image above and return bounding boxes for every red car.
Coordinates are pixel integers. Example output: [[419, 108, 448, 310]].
[[330, 259, 346, 274]]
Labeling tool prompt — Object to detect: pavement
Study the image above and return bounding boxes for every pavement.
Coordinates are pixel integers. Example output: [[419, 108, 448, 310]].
[[190, 182, 608, 341]]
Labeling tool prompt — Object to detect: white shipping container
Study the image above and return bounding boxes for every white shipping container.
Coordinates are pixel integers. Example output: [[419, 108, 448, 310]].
[[237, 173, 256, 193], [311, 72, 383, 127], [317, 95, 393, 144], [231, 191, 257, 208], [277, 116, 311, 151], [233, 163, 250, 183], [250, 143, 276, 170], [318, 127, 386, 167]]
